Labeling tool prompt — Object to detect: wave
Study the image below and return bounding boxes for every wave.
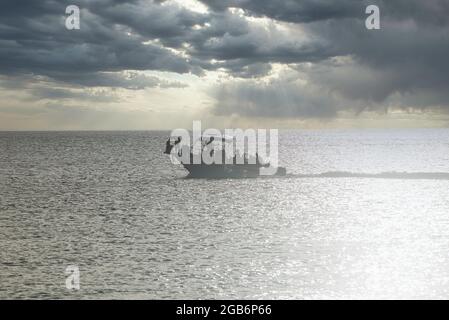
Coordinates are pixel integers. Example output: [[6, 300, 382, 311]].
[[288, 171, 449, 180]]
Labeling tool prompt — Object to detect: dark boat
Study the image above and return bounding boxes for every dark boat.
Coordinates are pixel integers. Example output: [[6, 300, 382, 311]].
[[164, 135, 286, 178]]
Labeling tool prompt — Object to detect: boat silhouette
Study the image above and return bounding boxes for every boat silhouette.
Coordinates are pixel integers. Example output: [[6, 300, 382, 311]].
[[164, 135, 286, 178]]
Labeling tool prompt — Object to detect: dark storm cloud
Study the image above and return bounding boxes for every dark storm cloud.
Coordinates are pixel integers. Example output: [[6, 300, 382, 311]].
[[0, 0, 193, 91], [295, 4, 449, 110], [202, 0, 449, 117], [198, 0, 364, 23], [1, 0, 449, 118], [199, 0, 449, 26], [0, 0, 339, 81], [93, 1, 208, 39]]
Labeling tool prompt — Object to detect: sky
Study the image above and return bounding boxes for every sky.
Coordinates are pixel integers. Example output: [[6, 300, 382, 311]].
[[1, 0, 449, 130]]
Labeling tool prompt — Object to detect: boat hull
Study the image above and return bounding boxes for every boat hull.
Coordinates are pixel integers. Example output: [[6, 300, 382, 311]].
[[183, 164, 286, 178]]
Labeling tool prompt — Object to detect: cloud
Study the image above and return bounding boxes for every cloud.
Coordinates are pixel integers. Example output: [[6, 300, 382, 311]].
[[46, 72, 188, 89], [94, 0, 208, 40], [0, 72, 187, 107], [0, 0, 338, 80], [0, 0, 194, 80], [204, 0, 449, 117], [1, 0, 449, 124], [212, 73, 341, 118], [198, 0, 364, 23]]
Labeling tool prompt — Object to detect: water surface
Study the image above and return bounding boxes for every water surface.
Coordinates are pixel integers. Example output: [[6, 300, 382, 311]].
[[2, 129, 449, 299]]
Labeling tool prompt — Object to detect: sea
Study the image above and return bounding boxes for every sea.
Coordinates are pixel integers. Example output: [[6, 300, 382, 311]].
[[2, 129, 449, 299]]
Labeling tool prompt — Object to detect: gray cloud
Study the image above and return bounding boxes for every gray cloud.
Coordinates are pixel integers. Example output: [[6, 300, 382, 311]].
[[94, 1, 208, 40], [0, 0, 340, 80], [47, 72, 188, 89], [205, 0, 449, 117], [199, 0, 449, 26], [25, 87, 118, 103], [0, 72, 186, 107], [198, 0, 364, 23], [213, 75, 341, 118], [0, 0, 193, 81], [1, 0, 449, 120]]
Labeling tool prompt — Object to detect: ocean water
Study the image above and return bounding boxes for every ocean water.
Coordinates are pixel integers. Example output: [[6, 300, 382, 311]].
[[2, 129, 449, 299]]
